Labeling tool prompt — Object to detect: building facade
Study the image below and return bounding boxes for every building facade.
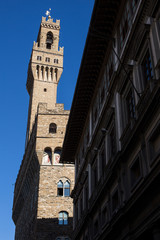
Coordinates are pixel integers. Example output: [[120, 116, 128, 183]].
[[12, 11, 74, 240], [61, 0, 160, 239]]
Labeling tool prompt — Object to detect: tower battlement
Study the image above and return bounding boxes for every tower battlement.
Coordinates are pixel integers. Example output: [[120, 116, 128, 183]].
[[41, 16, 60, 27], [38, 102, 70, 115]]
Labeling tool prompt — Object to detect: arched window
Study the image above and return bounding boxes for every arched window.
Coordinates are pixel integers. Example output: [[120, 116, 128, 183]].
[[57, 180, 63, 196], [36, 65, 39, 79], [45, 67, 49, 80], [59, 211, 68, 225], [41, 66, 44, 80], [64, 181, 70, 197], [42, 147, 52, 165], [50, 68, 53, 81], [54, 68, 58, 81], [46, 31, 53, 49], [49, 123, 57, 133], [53, 147, 61, 164], [57, 179, 70, 197]]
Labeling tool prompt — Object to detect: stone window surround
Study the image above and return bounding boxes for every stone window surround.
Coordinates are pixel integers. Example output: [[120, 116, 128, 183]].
[[49, 122, 57, 133], [45, 57, 50, 62], [57, 178, 71, 197]]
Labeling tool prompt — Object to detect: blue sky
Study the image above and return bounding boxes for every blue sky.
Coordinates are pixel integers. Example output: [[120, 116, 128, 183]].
[[0, 0, 94, 239]]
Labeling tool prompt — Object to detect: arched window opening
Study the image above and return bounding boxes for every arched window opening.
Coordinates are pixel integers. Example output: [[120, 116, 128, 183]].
[[57, 180, 63, 196], [46, 31, 53, 49], [50, 68, 53, 81], [54, 147, 62, 164], [54, 68, 58, 81], [36, 65, 39, 79], [42, 147, 52, 165], [41, 66, 44, 80], [59, 211, 68, 225], [45, 67, 49, 80], [49, 123, 57, 133], [64, 181, 70, 197]]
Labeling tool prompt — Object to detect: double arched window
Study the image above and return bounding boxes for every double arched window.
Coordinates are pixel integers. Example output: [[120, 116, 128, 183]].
[[57, 180, 70, 197], [49, 123, 57, 133], [58, 211, 68, 225]]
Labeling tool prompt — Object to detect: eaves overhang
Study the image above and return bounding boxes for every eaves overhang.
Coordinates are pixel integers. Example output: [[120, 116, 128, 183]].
[[61, 0, 122, 163]]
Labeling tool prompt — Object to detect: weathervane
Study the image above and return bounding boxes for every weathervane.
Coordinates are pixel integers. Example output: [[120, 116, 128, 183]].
[[46, 8, 51, 19]]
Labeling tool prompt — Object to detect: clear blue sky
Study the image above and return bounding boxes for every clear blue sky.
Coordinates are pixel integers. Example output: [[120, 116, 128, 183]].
[[0, 0, 94, 239]]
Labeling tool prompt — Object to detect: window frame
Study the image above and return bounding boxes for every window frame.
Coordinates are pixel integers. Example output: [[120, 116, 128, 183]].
[[42, 147, 52, 165], [136, 40, 155, 93], [57, 179, 71, 197], [120, 78, 136, 133], [49, 123, 57, 134], [111, 187, 119, 214], [58, 211, 68, 225], [37, 56, 42, 61], [45, 57, 50, 63], [54, 58, 59, 64], [57, 180, 63, 196], [129, 154, 142, 191], [64, 180, 70, 197]]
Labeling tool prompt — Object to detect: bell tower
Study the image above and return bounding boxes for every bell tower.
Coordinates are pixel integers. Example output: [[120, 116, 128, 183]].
[[26, 10, 64, 141], [12, 10, 74, 240]]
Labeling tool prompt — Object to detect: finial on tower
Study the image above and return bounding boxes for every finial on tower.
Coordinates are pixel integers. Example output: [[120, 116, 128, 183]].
[[45, 8, 52, 19]]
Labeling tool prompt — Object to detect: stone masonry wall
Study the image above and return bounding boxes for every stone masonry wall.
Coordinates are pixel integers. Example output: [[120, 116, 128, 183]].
[[37, 164, 74, 239]]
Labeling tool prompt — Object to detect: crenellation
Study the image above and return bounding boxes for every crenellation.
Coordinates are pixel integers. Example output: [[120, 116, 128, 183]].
[[38, 102, 70, 115], [41, 16, 60, 26]]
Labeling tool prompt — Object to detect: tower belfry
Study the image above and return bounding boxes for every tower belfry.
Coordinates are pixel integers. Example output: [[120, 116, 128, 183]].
[[12, 11, 74, 240]]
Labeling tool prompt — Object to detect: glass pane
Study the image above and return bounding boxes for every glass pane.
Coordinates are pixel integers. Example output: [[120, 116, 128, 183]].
[[64, 219, 68, 225], [59, 219, 63, 225], [64, 188, 70, 197], [57, 181, 63, 188], [59, 212, 63, 225], [64, 212, 68, 219], [64, 181, 70, 188]]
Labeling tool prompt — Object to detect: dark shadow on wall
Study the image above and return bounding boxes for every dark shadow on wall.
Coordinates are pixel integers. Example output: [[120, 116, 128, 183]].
[[36, 217, 73, 240]]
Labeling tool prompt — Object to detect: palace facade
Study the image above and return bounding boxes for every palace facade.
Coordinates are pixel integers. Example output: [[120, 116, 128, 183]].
[[61, 0, 160, 239]]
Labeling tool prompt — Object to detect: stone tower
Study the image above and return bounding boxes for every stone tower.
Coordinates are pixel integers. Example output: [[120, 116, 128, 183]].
[[12, 10, 74, 240]]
